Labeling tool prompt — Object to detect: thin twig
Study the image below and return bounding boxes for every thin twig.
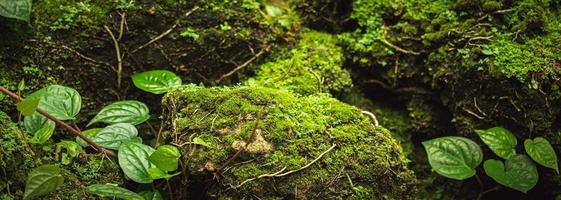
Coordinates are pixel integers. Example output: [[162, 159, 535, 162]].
[[60, 45, 114, 71], [117, 12, 126, 41], [380, 38, 420, 55], [361, 110, 379, 126], [0, 86, 116, 158], [132, 6, 200, 53], [104, 25, 123, 88], [232, 144, 337, 189], [216, 46, 270, 83]]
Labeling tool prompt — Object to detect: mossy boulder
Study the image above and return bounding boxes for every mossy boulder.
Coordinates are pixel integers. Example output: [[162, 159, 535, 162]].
[[340, 0, 561, 136], [247, 30, 352, 96], [162, 85, 417, 199], [340, 0, 561, 198], [0, 111, 124, 199]]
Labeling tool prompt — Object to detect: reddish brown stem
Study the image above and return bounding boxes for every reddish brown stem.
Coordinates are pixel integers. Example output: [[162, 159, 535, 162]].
[[0, 86, 117, 158]]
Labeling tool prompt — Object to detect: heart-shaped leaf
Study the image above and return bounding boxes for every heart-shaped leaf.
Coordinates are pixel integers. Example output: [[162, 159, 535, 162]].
[[138, 190, 164, 200], [17, 98, 40, 116], [483, 155, 538, 193], [27, 85, 82, 121], [524, 137, 559, 173], [118, 142, 155, 183], [75, 128, 102, 147], [92, 123, 138, 150], [88, 100, 150, 126], [148, 145, 180, 172], [422, 136, 483, 180], [0, 0, 32, 22], [476, 127, 517, 159], [24, 113, 55, 135], [132, 70, 182, 94], [23, 165, 64, 200], [86, 184, 144, 200]]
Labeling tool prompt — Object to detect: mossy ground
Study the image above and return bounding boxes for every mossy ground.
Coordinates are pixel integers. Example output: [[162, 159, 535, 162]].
[[162, 85, 417, 199]]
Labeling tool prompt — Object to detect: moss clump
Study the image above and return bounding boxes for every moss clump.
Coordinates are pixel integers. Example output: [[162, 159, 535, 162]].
[[482, 32, 561, 83], [0, 111, 124, 199], [163, 85, 417, 199], [247, 30, 352, 96], [248, 31, 352, 95]]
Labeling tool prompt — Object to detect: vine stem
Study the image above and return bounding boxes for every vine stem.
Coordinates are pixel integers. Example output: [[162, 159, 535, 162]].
[[0, 86, 117, 158]]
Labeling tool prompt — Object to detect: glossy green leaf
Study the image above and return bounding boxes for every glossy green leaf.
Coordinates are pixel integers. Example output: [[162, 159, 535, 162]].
[[92, 123, 138, 150], [28, 85, 82, 121], [148, 167, 181, 180], [30, 123, 55, 144], [118, 142, 155, 183], [484, 155, 538, 193], [148, 145, 180, 172], [132, 70, 182, 94], [86, 184, 144, 200], [75, 128, 102, 147], [524, 137, 559, 173], [24, 113, 55, 135], [23, 165, 64, 200], [138, 190, 164, 200], [88, 100, 150, 126], [0, 0, 32, 22], [422, 136, 483, 180], [475, 127, 517, 159], [17, 98, 40, 116]]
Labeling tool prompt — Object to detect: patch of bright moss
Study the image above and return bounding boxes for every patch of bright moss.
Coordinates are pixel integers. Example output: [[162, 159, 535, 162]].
[[163, 85, 417, 199], [482, 32, 561, 83], [247, 30, 352, 95]]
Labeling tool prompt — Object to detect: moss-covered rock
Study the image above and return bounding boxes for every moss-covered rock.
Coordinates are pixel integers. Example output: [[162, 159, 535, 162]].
[[162, 85, 417, 199], [339, 0, 561, 198], [247, 30, 352, 96], [0, 111, 124, 199]]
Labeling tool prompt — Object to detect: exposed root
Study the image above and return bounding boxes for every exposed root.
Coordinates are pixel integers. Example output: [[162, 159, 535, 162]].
[[231, 144, 337, 189]]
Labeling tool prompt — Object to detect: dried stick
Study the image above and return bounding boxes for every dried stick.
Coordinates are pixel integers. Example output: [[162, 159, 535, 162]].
[[104, 25, 123, 88], [0, 86, 117, 158], [361, 110, 379, 126], [216, 46, 269, 83]]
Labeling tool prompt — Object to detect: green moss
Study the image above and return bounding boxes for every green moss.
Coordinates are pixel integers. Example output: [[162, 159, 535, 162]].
[[247, 30, 352, 95], [482, 32, 561, 83], [163, 85, 417, 199]]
